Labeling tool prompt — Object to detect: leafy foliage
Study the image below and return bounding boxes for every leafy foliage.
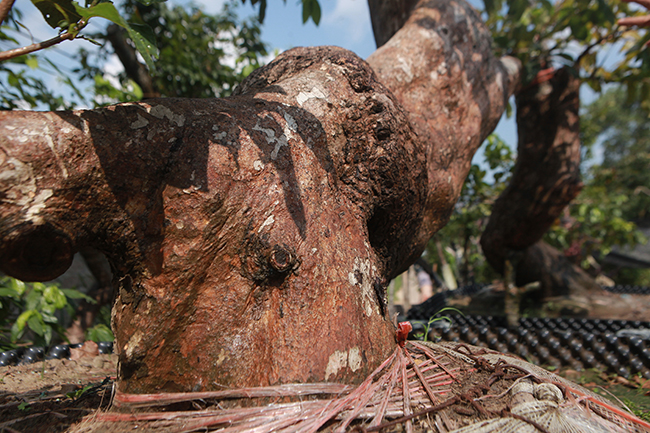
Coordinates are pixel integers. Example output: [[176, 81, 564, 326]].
[[0, 9, 78, 110], [0, 277, 94, 349], [241, 0, 321, 25], [86, 323, 114, 342], [21, 0, 160, 70], [426, 134, 515, 286], [581, 86, 650, 225], [545, 85, 649, 269], [115, 0, 268, 98], [482, 0, 650, 106]]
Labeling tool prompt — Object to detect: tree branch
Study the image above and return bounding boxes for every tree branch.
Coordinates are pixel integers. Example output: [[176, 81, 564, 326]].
[[105, 24, 158, 98], [0, 0, 15, 26], [0, 33, 74, 62], [367, 0, 521, 276], [367, 0, 419, 48]]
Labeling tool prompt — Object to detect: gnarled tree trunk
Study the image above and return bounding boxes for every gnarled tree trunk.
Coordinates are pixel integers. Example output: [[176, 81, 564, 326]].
[[481, 67, 600, 299], [0, 0, 518, 393]]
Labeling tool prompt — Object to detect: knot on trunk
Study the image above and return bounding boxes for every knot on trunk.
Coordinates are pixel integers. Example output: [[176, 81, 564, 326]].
[[269, 245, 297, 274], [241, 232, 300, 283]]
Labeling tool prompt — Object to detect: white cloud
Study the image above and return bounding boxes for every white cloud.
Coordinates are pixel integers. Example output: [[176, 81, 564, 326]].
[[323, 0, 372, 44]]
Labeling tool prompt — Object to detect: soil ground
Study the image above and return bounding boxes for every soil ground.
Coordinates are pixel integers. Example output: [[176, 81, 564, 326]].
[[1, 292, 649, 432]]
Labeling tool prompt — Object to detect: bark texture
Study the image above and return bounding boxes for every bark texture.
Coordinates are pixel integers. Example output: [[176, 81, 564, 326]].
[[368, 0, 520, 276], [0, 0, 519, 393], [367, 0, 419, 47], [480, 67, 593, 296], [517, 241, 600, 299]]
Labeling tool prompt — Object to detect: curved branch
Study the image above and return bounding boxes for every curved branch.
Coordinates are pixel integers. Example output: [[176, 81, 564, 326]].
[[481, 67, 583, 284], [368, 0, 521, 276], [105, 24, 158, 98], [619, 0, 650, 27], [367, 0, 419, 48], [0, 33, 74, 62], [0, 0, 15, 26]]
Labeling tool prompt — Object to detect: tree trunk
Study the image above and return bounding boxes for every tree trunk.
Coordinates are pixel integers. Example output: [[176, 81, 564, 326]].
[[367, 0, 419, 48], [480, 67, 596, 297], [0, 0, 518, 393]]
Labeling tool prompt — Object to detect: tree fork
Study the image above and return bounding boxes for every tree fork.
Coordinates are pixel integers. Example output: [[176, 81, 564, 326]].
[[0, 0, 518, 393]]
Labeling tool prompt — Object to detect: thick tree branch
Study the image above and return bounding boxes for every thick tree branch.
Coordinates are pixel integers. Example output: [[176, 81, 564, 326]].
[[479, 67, 592, 299], [481, 67, 582, 275], [368, 0, 521, 276], [1, 0, 521, 393], [367, 0, 419, 48], [0, 0, 15, 26]]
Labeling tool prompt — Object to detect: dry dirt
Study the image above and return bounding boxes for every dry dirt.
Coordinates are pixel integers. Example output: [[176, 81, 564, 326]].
[[1, 293, 650, 432], [0, 354, 116, 432]]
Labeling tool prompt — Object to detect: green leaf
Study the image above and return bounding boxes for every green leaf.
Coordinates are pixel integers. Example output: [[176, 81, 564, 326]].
[[307, 0, 321, 26], [302, 0, 311, 24], [15, 310, 36, 333], [0, 288, 18, 298], [10, 279, 25, 296], [86, 324, 114, 343], [61, 288, 96, 303], [258, 0, 267, 23], [41, 312, 58, 324], [66, 384, 93, 400], [27, 311, 45, 336], [25, 57, 38, 69], [43, 325, 53, 345], [127, 23, 159, 71], [10, 321, 23, 342], [44, 285, 67, 309], [31, 0, 82, 29], [74, 3, 159, 71], [24, 289, 41, 312]]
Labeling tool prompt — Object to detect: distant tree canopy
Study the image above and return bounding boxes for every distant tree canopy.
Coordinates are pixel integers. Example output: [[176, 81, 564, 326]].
[[0, 0, 268, 109], [581, 86, 650, 226], [429, 84, 649, 288]]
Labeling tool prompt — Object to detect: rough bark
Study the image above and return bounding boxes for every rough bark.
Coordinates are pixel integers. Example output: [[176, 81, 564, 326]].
[[0, 0, 519, 393], [480, 67, 594, 296], [367, 0, 520, 275], [367, 0, 419, 47]]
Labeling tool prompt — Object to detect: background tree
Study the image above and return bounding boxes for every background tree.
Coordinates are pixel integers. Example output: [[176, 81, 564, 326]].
[[545, 85, 649, 283], [477, 0, 650, 300]]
